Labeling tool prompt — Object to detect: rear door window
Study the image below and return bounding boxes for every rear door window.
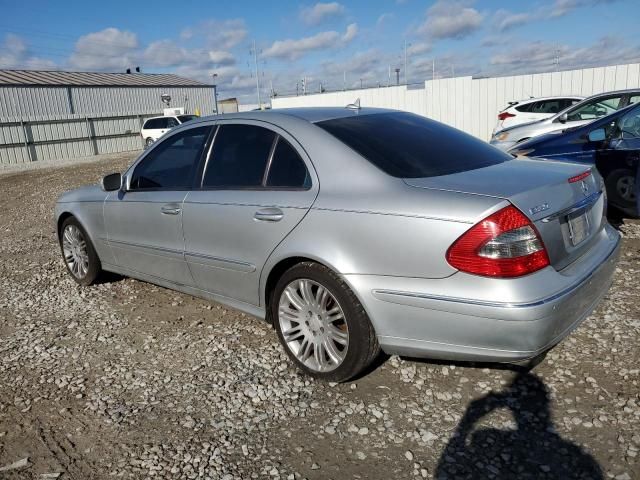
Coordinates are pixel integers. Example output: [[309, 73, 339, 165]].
[[317, 112, 511, 178], [266, 138, 311, 188], [202, 124, 276, 188]]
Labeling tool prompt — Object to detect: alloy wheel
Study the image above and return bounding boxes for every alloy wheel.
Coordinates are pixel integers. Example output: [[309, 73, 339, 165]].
[[278, 279, 349, 373], [62, 224, 89, 279], [616, 175, 636, 202]]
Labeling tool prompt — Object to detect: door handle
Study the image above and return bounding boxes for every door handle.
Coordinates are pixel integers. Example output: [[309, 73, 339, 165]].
[[254, 207, 284, 222], [161, 204, 181, 215]]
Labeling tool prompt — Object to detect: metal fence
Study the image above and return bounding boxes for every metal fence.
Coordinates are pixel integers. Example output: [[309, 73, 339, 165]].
[[272, 63, 640, 140], [0, 112, 158, 164]]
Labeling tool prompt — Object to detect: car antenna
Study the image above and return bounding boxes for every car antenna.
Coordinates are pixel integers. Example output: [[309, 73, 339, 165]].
[[345, 98, 361, 110]]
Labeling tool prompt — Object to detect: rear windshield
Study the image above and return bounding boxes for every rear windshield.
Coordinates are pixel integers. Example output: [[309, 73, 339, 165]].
[[316, 112, 511, 178]]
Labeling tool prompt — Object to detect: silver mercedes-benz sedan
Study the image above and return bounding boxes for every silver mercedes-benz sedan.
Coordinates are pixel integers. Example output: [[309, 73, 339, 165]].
[[55, 107, 621, 382]]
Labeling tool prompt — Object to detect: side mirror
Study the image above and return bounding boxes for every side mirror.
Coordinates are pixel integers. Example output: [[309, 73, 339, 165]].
[[588, 128, 606, 142], [558, 113, 568, 123], [101, 172, 122, 191]]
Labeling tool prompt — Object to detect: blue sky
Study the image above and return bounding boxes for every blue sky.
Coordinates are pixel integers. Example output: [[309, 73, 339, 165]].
[[1, 0, 639, 103]]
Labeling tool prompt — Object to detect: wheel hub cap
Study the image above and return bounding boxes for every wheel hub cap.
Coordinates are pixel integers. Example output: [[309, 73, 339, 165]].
[[278, 279, 349, 373]]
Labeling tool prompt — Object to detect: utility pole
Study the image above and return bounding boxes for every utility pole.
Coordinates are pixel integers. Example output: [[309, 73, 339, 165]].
[[404, 40, 410, 85], [211, 73, 219, 114], [343, 71, 346, 91], [251, 40, 261, 108], [360, 78, 363, 89]]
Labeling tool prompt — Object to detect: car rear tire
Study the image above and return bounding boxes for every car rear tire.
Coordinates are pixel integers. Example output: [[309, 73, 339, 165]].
[[59, 216, 102, 286], [271, 261, 380, 382], [605, 169, 636, 212], [145, 137, 154, 149]]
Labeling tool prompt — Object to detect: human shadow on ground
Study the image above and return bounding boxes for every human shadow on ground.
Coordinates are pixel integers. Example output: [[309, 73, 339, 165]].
[[435, 372, 603, 480]]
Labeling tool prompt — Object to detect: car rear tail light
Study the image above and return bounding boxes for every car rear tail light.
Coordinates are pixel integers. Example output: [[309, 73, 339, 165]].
[[446, 205, 550, 278], [498, 112, 516, 121], [567, 170, 591, 183]]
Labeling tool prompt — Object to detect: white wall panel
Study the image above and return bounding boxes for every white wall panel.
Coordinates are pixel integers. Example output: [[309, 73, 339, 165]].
[[273, 63, 640, 141]]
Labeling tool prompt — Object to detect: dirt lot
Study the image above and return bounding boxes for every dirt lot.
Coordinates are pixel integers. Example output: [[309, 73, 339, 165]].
[[0, 152, 639, 480]]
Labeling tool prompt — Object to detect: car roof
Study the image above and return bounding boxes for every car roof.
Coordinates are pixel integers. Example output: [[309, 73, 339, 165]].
[[195, 107, 396, 125], [514, 95, 583, 104]]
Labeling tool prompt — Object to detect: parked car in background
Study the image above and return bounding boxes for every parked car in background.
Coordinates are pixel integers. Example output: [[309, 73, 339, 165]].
[[140, 114, 198, 148], [55, 108, 620, 382], [494, 96, 583, 134], [510, 102, 640, 217], [491, 89, 640, 151]]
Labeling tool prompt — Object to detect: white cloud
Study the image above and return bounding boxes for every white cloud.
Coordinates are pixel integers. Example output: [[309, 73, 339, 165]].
[[489, 36, 640, 75], [417, 0, 483, 40], [69, 28, 138, 70], [300, 2, 345, 25], [208, 50, 235, 65], [408, 42, 432, 56], [0, 33, 57, 70], [180, 19, 248, 50], [263, 23, 358, 61], [493, 10, 533, 32]]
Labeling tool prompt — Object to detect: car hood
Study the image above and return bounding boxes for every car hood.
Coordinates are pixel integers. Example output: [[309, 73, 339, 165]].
[[57, 184, 107, 203]]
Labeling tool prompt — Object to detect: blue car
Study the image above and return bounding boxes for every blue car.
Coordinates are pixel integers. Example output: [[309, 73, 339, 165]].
[[510, 102, 640, 217]]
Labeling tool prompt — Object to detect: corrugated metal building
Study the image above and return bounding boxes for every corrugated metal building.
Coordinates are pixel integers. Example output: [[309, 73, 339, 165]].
[[0, 69, 216, 164], [0, 69, 215, 118]]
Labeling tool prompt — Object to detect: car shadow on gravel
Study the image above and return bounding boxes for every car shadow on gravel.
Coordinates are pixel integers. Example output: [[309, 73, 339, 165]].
[[434, 372, 603, 480]]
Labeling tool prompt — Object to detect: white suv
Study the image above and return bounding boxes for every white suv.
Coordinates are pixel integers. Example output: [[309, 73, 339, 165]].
[[493, 96, 582, 134], [140, 115, 198, 148]]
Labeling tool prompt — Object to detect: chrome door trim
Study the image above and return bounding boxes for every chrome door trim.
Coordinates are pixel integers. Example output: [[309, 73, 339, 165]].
[[184, 251, 256, 273], [105, 238, 183, 257]]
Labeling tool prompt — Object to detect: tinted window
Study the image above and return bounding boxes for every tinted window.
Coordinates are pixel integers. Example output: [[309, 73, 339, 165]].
[[514, 103, 533, 113], [144, 118, 168, 129], [531, 100, 563, 114], [203, 124, 276, 188], [628, 95, 640, 106], [618, 105, 640, 139], [267, 138, 311, 188], [317, 112, 511, 178], [130, 126, 210, 190], [167, 117, 179, 128]]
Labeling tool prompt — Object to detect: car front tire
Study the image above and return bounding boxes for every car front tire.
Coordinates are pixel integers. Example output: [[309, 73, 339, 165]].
[[271, 262, 380, 382], [59, 217, 102, 286]]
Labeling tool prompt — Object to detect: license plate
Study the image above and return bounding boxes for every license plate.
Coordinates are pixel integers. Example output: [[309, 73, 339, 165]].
[[568, 212, 590, 246]]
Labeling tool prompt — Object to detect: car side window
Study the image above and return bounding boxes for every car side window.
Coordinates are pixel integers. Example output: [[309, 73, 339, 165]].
[[628, 95, 640, 106], [167, 117, 179, 128], [531, 100, 562, 114], [618, 108, 640, 140], [143, 118, 159, 129], [266, 137, 311, 188], [202, 124, 276, 188], [514, 103, 533, 113], [130, 126, 211, 190], [566, 96, 623, 122]]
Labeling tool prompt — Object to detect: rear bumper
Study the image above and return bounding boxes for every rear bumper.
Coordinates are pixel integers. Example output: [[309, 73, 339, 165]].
[[345, 224, 621, 363]]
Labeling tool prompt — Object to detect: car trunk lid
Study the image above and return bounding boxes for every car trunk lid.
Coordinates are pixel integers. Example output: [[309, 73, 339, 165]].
[[404, 158, 605, 270]]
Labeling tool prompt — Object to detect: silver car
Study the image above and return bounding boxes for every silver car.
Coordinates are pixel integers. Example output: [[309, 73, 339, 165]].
[[490, 89, 640, 151], [56, 108, 621, 382]]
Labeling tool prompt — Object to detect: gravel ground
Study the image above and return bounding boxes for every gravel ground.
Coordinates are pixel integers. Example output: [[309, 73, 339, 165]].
[[0, 152, 639, 480]]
